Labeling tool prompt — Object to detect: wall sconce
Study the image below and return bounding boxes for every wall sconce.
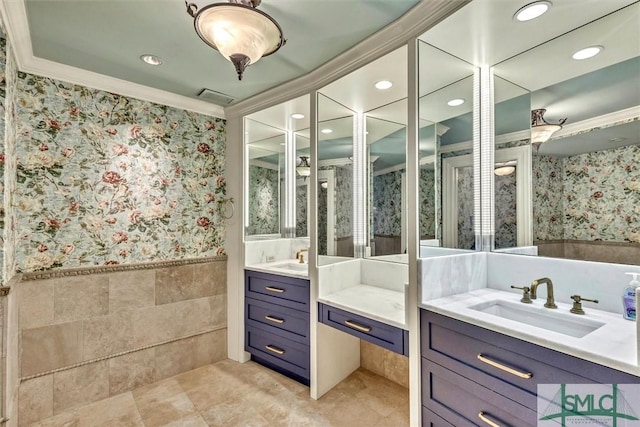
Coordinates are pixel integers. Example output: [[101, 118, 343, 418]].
[[186, 0, 286, 80], [531, 109, 567, 151], [296, 156, 311, 177]]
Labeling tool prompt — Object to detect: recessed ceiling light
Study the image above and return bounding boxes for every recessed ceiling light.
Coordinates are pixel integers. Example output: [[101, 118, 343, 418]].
[[291, 113, 305, 119], [140, 54, 163, 66], [374, 80, 393, 90], [572, 46, 603, 60], [321, 129, 333, 134], [514, 1, 551, 22], [447, 98, 465, 107]]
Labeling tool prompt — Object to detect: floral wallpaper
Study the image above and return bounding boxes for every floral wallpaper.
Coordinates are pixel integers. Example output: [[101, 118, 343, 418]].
[[12, 72, 226, 272], [0, 35, 6, 283], [533, 155, 564, 241], [561, 144, 640, 243], [457, 166, 475, 249], [0, 32, 18, 283], [247, 164, 279, 235], [296, 182, 308, 237], [419, 168, 436, 239], [372, 171, 402, 237], [318, 184, 328, 255], [335, 165, 353, 239], [495, 172, 517, 249], [532, 144, 640, 244]]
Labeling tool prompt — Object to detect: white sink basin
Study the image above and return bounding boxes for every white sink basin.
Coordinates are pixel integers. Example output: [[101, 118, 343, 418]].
[[468, 299, 605, 338], [272, 261, 308, 272]]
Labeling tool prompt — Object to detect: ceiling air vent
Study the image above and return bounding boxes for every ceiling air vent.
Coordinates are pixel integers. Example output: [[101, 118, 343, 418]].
[[197, 88, 234, 105]]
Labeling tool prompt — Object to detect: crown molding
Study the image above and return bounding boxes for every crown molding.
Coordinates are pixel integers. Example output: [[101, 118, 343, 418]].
[[0, 0, 225, 119], [224, 0, 471, 119], [552, 105, 639, 140]]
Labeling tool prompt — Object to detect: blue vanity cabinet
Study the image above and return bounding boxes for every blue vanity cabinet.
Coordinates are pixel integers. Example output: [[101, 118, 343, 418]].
[[420, 310, 640, 427], [318, 303, 409, 356], [245, 270, 310, 385]]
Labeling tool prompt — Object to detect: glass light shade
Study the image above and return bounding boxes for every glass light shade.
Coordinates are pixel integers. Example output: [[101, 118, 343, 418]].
[[193, 3, 284, 79], [494, 165, 516, 176], [296, 166, 311, 177], [531, 123, 561, 144], [296, 156, 311, 176]]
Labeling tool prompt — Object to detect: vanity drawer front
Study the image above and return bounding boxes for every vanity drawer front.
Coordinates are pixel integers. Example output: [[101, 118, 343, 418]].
[[422, 407, 454, 427], [421, 310, 640, 409], [422, 359, 537, 427], [319, 303, 407, 355], [246, 297, 309, 344], [245, 270, 309, 311], [245, 325, 309, 380]]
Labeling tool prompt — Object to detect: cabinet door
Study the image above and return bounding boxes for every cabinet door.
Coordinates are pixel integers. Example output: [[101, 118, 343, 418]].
[[246, 324, 309, 380], [422, 407, 454, 427], [421, 310, 640, 411], [319, 303, 407, 355], [246, 297, 309, 344], [245, 270, 310, 311], [423, 360, 537, 427]]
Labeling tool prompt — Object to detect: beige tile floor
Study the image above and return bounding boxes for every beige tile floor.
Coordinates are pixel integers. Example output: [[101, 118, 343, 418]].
[[29, 359, 409, 427]]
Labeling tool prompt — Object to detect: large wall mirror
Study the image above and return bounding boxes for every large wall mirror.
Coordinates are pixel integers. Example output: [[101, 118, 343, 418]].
[[244, 95, 310, 240], [492, 1, 639, 265], [316, 93, 355, 257], [244, 119, 285, 238], [318, 46, 408, 261], [417, 36, 476, 252]]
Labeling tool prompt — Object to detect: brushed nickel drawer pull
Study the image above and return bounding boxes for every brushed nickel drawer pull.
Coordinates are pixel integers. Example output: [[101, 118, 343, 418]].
[[477, 354, 533, 379], [265, 286, 285, 293], [344, 320, 372, 333], [265, 345, 285, 355], [265, 315, 284, 324], [478, 411, 501, 427]]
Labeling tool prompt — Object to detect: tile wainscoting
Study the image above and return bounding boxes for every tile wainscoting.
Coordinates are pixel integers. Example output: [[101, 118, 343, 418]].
[[15, 257, 227, 426], [536, 239, 640, 265]]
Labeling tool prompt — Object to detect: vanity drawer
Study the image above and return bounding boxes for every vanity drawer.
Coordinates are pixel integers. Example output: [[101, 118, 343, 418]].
[[422, 359, 537, 427], [319, 303, 408, 355], [421, 310, 640, 410], [245, 297, 309, 344], [245, 325, 309, 381], [245, 270, 309, 311], [422, 407, 454, 427]]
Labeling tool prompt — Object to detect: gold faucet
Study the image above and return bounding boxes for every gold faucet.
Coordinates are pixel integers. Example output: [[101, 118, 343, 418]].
[[295, 248, 308, 264], [530, 277, 557, 308]]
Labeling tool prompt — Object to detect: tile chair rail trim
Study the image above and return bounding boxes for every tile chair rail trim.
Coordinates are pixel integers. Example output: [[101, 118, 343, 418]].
[[19, 324, 226, 382], [20, 255, 227, 281]]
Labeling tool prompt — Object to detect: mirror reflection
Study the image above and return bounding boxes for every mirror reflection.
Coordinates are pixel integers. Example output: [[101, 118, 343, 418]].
[[367, 100, 407, 256], [295, 132, 310, 238], [316, 93, 355, 257], [417, 39, 476, 252], [493, 2, 640, 265], [244, 95, 310, 240], [244, 119, 284, 238]]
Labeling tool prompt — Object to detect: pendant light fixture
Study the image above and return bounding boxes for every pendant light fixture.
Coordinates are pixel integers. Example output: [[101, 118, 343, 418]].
[[296, 156, 311, 177], [186, 0, 285, 80], [530, 109, 567, 151]]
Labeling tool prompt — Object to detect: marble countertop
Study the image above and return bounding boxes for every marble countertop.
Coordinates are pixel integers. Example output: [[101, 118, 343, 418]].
[[420, 288, 639, 377], [245, 259, 309, 279], [320, 284, 407, 329]]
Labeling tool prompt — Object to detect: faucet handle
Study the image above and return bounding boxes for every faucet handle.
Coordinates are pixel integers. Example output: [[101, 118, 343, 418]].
[[511, 285, 532, 304], [570, 295, 599, 315]]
